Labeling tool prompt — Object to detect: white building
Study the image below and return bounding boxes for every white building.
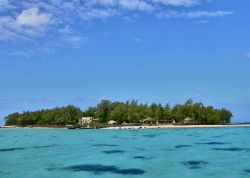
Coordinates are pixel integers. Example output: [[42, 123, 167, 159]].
[[79, 117, 98, 125]]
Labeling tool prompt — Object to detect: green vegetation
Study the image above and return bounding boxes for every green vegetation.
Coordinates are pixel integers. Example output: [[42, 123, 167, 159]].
[[4, 105, 82, 127], [4, 99, 232, 126]]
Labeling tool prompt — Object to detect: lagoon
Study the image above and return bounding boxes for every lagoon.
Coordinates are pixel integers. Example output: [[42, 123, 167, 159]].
[[0, 127, 250, 178]]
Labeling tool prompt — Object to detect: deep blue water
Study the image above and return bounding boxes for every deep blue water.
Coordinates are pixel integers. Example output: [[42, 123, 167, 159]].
[[0, 127, 250, 178]]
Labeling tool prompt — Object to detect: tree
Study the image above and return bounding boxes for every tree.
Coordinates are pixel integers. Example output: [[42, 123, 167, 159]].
[[219, 108, 232, 123], [4, 112, 20, 126], [96, 100, 111, 123], [163, 104, 172, 123], [172, 105, 184, 123], [155, 104, 164, 122], [185, 99, 193, 106], [84, 107, 97, 118], [110, 104, 127, 124]]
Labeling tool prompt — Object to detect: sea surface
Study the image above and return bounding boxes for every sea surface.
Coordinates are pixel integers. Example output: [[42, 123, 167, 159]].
[[0, 127, 250, 178]]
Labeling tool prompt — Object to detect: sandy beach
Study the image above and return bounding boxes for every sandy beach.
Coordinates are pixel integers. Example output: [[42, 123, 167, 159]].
[[1, 124, 250, 130], [102, 124, 250, 130]]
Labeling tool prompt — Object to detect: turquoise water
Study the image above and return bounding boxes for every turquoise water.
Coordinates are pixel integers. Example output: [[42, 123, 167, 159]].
[[0, 127, 250, 178]]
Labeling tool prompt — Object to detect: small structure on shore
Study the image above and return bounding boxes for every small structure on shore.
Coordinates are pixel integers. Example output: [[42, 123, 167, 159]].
[[142, 118, 152, 125], [65, 125, 76, 129], [108, 120, 117, 126], [184, 117, 194, 125], [0, 125, 16, 128], [79, 117, 99, 126], [157, 120, 166, 125]]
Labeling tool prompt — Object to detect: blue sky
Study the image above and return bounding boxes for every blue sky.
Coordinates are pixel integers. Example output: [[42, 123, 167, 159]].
[[0, 0, 250, 125]]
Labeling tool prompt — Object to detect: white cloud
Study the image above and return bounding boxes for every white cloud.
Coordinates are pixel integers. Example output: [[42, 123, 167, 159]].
[[57, 25, 88, 46], [0, 7, 52, 39], [8, 51, 31, 58], [153, 0, 200, 7], [119, 0, 154, 11], [89, 0, 199, 8], [185, 10, 234, 18], [0, 17, 17, 40], [58, 25, 72, 34], [64, 35, 88, 46], [80, 8, 117, 21], [87, 0, 154, 11], [0, 0, 235, 49], [86, 0, 117, 6], [16, 7, 51, 27], [158, 10, 234, 18]]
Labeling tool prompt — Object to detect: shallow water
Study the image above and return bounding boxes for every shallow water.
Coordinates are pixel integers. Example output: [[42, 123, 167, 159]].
[[0, 127, 250, 178]]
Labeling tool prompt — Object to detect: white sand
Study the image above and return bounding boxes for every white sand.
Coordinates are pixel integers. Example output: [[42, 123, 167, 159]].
[[102, 124, 250, 130]]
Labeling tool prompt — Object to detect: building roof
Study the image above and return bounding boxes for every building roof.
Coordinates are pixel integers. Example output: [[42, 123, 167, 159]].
[[108, 120, 117, 124]]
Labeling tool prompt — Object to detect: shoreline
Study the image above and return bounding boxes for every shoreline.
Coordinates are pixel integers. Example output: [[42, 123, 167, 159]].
[[0, 126, 65, 129], [101, 124, 250, 130], [1, 124, 250, 130]]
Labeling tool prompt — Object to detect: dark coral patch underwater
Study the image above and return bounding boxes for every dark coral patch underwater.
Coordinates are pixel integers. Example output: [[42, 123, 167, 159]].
[[135, 147, 146, 151], [196, 142, 230, 145], [102, 150, 124, 154], [0, 170, 7, 175], [142, 134, 158, 138], [210, 135, 224, 138], [243, 169, 250, 174], [60, 164, 145, 175], [175, 145, 192, 149], [212, 147, 250, 152], [182, 160, 209, 169], [133, 156, 153, 160], [0, 147, 26, 152], [33, 144, 59, 149], [91, 144, 119, 147], [0, 144, 59, 152]]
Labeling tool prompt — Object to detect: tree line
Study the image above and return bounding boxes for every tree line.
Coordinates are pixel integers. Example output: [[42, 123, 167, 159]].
[[4, 99, 232, 126], [4, 105, 82, 127]]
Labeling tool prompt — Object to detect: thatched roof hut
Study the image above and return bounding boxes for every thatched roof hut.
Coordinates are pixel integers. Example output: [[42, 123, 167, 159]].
[[184, 117, 193, 125], [108, 120, 117, 125]]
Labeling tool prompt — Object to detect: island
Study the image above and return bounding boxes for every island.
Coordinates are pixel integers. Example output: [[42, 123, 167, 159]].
[[3, 99, 233, 129]]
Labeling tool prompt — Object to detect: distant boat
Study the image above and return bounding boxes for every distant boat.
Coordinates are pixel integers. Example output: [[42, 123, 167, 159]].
[[80, 127, 101, 129], [65, 125, 76, 129], [80, 127, 93, 129]]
